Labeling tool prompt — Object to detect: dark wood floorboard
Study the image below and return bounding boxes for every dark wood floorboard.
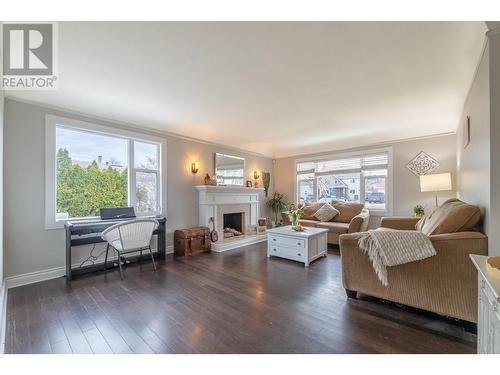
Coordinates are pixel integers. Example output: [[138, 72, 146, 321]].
[[5, 243, 476, 354]]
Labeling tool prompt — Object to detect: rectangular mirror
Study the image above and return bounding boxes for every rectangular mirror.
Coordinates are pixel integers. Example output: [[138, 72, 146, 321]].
[[215, 153, 245, 186]]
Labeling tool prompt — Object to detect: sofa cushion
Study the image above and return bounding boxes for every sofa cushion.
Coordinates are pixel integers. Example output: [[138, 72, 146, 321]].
[[332, 200, 364, 223], [416, 198, 481, 236], [301, 202, 324, 220], [316, 221, 350, 234], [314, 202, 339, 222], [298, 219, 319, 227]]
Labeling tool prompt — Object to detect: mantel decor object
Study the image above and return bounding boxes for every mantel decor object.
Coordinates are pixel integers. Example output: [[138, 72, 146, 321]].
[[204, 173, 217, 186], [262, 172, 271, 197]]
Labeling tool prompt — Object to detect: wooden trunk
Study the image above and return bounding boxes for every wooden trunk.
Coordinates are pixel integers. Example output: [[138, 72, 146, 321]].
[[174, 227, 211, 257]]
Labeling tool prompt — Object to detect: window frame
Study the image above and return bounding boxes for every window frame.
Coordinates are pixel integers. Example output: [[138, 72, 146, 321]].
[[131, 140, 162, 216], [294, 147, 393, 216], [45, 114, 167, 229]]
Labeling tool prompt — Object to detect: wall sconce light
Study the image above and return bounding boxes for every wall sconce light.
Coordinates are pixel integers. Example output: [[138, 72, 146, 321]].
[[253, 170, 260, 180], [191, 162, 199, 174]]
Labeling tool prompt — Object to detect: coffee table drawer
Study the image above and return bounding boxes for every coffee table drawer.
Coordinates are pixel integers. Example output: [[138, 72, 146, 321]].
[[269, 245, 306, 261], [268, 234, 305, 249]]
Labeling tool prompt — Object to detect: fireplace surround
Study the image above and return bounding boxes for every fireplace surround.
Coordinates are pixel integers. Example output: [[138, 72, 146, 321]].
[[195, 185, 267, 252]]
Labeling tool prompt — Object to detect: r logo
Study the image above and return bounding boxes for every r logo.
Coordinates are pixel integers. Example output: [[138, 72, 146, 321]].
[[3, 23, 53, 75]]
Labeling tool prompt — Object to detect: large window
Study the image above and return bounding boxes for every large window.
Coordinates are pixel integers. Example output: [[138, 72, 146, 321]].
[[296, 150, 391, 213], [46, 115, 165, 228]]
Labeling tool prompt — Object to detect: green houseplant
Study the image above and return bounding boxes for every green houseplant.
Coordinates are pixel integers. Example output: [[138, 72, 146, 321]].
[[267, 192, 287, 226], [413, 204, 425, 218]]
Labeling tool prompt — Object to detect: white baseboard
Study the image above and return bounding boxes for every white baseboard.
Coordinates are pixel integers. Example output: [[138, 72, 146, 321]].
[[5, 266, 66, 289], [5, 246, 175, 290], [0, 282, 7, 354]]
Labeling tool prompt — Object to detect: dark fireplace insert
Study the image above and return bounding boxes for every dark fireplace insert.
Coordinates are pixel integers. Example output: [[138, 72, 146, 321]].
[[223, 212, 243, 235]]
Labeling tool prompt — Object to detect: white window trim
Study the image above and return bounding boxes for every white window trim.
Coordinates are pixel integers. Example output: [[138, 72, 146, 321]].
[[45, 114, 167, 230], [294, 147, 393, 216]]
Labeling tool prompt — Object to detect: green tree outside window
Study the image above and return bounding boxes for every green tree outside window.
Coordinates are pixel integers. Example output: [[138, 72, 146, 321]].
[[56, 148, 128, 218]]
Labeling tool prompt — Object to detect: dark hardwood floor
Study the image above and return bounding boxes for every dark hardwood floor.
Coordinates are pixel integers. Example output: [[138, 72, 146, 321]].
[[5, 243, 476, 354]]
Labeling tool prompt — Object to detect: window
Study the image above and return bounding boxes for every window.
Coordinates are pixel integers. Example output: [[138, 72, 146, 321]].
[[45, 115, 165, 228], [133, 141, 161, 214], [296, 149, 392, 213], [298, 173, 314, 204]]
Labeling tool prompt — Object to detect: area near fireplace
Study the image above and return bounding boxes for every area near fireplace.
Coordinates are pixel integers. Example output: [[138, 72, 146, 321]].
[[195, 185, 267, 252]]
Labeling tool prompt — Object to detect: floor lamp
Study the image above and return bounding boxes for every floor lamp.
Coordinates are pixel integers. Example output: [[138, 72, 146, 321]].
[[419, 173, 452, 208]]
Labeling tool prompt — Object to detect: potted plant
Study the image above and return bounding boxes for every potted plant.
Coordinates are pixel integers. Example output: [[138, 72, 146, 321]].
[[267, 192, 287, 227], [413, 204, 425, 218], [287, 203, 304, 229]]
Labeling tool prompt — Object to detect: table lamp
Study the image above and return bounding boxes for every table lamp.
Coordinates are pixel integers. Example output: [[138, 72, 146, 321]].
[[419, 172, 452, 208]]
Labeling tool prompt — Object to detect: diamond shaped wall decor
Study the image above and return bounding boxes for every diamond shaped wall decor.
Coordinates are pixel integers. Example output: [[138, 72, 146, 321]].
[[406, 151, 439, 176]]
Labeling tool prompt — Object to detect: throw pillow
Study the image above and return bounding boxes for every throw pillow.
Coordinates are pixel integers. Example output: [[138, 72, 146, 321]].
[[416, 198, 481, 235], [301, 202, 325, 220], [331, 200, 364, 223], [314, 202, 340, 222]]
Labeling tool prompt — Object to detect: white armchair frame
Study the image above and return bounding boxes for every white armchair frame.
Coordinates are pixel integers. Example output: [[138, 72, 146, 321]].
[[101, 218, 159, 279]]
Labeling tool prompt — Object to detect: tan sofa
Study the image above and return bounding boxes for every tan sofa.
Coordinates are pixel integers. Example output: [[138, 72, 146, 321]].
[[282, 201, 370, 245], [339, 198, 487, 324]]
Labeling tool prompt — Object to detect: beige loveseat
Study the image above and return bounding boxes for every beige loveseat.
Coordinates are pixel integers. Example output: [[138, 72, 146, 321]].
[[282, 201, 370, 245], [339, 198, 487, 324]]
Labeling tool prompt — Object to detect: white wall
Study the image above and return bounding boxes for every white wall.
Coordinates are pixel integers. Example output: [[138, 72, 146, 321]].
[[3, 99, 273, 278], [456, 42, 490, 239], [392, 135, 457, 218], [274, 134, 457, 228]]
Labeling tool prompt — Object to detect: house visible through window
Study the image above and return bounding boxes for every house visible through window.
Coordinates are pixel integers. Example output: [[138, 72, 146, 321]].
[[47, 117, 164, 226], [296, 151, 390, 212]]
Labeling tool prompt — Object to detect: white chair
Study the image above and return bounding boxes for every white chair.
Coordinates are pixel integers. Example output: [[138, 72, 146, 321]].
[[101, 218, 159, 279]]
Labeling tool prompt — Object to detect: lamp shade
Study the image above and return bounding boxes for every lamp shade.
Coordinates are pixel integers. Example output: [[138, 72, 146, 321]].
[[420, 173, 452, 192]]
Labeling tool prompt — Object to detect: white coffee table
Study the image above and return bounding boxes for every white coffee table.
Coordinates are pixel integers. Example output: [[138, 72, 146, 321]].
[[266, 225, 328, 266]]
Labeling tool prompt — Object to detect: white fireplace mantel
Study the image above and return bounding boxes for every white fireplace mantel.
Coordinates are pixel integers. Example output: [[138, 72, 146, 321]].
[[195, 185, 264, 194], [195, 185, 266, 251], [195, 185, 264, 205]]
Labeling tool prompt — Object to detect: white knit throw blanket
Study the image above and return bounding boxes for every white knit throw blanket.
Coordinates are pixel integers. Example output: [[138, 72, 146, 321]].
[[358, 229, 436, 286]]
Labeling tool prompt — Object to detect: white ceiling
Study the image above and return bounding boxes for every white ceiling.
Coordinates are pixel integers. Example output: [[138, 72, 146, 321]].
[[7, 22, 487, 158]]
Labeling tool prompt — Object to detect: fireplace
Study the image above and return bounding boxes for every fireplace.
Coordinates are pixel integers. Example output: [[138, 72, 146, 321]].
[[223, 212, 244, 238], [196, 185, 266, 252]]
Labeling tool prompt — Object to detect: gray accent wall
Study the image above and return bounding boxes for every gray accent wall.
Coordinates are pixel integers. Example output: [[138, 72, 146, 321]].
[[489, 31, 500, 254], [0, 72, 3, 286], [0, 34, 4, 352], [456, 42, 490, 243], [3, 99, 273, 278], [274, 134, 457, 229], [456, 29, 500, 255]]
